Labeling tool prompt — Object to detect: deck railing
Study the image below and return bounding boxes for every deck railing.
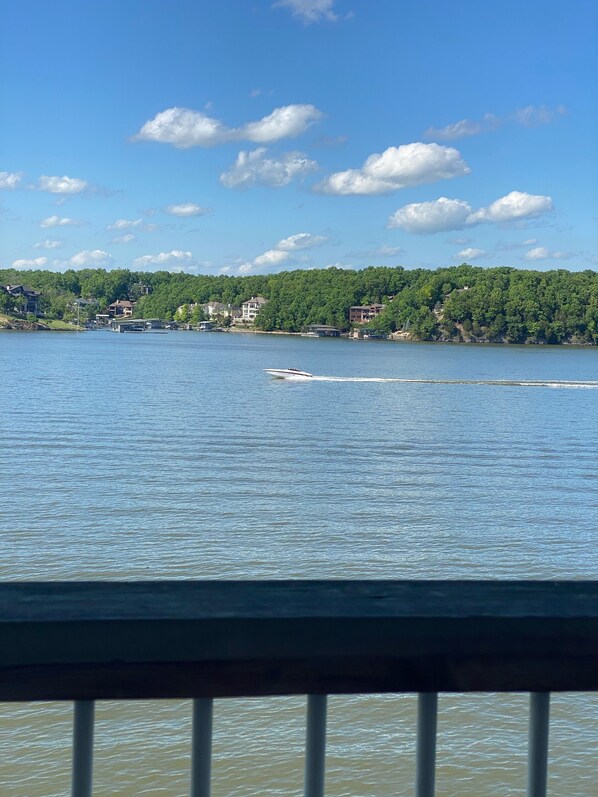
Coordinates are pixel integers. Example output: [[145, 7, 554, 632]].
[[2, 580, 598, 796]]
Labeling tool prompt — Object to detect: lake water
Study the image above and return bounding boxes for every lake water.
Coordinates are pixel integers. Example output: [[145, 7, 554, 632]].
[[1, 330, 597, 796]]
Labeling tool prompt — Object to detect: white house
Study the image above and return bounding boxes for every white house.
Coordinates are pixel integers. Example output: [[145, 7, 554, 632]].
[[240, 296, 268, 323], [202, 302, 240, 320]]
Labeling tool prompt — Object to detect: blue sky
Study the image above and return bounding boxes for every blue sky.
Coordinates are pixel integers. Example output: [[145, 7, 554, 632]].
[[1, 0, 596, 276]]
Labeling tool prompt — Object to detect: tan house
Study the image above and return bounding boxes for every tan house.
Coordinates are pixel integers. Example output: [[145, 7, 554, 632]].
[[107, 300, 135, 317], [240, 296, 268, 323], [202, 302, 241, 320], [349, 303, 386, 324]]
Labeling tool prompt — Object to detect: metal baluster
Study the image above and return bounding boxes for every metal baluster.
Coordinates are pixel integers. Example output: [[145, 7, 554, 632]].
[[527, 692, 550, 797], [415, 692, 438, 797], [191, 698, 213, 797], [304, 694, 327, 797], [72, 700, 94, 797]]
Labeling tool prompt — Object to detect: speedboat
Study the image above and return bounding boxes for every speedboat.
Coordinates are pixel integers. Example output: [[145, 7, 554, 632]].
[[263, 368, 313, 379]]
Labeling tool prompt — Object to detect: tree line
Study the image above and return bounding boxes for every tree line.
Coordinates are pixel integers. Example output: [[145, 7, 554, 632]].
[[2, 263, 597, 344]]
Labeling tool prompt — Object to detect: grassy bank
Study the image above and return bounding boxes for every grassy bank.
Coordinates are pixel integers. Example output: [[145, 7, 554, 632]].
[[0, 314, 83, 331]]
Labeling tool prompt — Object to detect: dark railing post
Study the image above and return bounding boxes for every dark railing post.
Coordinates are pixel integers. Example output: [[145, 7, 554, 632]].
[[71, 700, 94, 797], [191, 698, 213, 797], [304, 694, 327, 797], [415, 692, 438, 797], [527, 692, 550, 797]]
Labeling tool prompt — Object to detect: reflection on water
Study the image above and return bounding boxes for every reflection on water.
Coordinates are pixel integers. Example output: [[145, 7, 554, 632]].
[[1, 332, 597, 795]]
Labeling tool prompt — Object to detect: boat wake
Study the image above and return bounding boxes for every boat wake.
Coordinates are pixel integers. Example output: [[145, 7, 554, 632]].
[[309, 377, 598, 389]]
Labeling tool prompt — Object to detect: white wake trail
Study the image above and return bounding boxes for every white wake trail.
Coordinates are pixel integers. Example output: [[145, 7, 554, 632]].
[[308, 376, 598, 389]]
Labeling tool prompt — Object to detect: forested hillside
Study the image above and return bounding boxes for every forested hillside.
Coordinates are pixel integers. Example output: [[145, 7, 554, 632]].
[[2, 264, 597, 345]]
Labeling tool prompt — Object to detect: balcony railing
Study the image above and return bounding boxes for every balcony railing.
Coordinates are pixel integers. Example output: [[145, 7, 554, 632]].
[[2, 580, 598, 796]]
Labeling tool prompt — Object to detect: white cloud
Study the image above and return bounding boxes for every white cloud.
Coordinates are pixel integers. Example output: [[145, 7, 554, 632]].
[[133, 104, 323, 149], [111, 233, 136, 244], [468, 191, 553, 224], [132, 107, 231, 148], [40, 215, 82, 228], [515, 105, 567, 127], [373, 245, 404, 256], [316, 143, 470, 195], [253, 249, 291, 266], [525, 247, 549, 261], [273, 0, 339, 23], [236, 231, 328, 274], [496, 238, 538, 251], [38, 175, 88, 194], [425, 106, 565, 141], [0, 171, 23, 189], [108, 218, 160, 233], [11, 256, 48, 269], [276, 232, 327, 250], [425, 114, 501, 141], [33, 239, 64, 249], [108, 218, 143, 230], [240, 104, 322, 142], [389, 191, 553, 234], [165, 203, 211, 217], [525, 246, 576, 261], [425, 120, 482, 140], [348, 245, 405, 259], [69, 250, 112, 267], [220, 147, 317, 189], [456, 247, 486, 260], [132, 250, 193, 268], [388, 197, 473, 233]]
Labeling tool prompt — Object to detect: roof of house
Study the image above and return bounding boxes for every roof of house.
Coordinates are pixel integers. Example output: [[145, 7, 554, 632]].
[[5, 285, 40, 296], [243, 295, 267, 304]]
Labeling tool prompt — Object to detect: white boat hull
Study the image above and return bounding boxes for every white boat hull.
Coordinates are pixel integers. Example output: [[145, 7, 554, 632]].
[[264, 368, 313, 379]]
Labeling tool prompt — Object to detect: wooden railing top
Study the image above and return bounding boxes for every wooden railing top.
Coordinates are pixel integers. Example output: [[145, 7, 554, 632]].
[[3, 580, 598, 620], [2, 580, 598, 700]]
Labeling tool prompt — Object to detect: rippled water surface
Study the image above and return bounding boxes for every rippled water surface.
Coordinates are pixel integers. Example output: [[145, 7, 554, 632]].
[[1, 330, 597, 795]]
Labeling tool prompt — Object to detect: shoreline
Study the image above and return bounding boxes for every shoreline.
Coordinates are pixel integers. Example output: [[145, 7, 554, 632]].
[[2, 317, 596, 346]]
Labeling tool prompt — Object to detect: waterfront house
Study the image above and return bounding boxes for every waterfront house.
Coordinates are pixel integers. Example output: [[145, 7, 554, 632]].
[[107, 300, 135, 317], [200, 301, 227, 318], [349, 303, 386, 324], [199, 302, 242, 322], [174, 303, 196, 321], [239, 296, 268, 323], [4, 284, 41, 315]]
